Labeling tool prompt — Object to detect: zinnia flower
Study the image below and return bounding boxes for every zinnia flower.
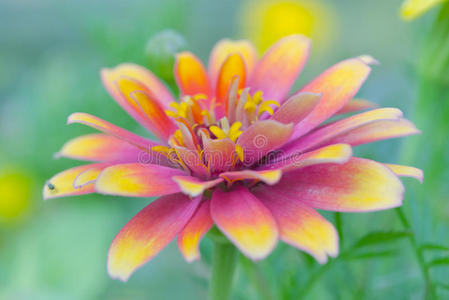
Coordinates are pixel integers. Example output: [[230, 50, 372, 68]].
[[400, 0, 447, 20], [44, 34, 422, 281]]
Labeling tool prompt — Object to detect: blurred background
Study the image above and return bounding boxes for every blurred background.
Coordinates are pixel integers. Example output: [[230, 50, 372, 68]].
[[1, 0, 448, 299]]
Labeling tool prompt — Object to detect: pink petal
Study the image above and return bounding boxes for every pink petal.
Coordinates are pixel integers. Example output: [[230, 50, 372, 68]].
[[67, 113, 158, 150], [326, 118, 420, 147], [281, 108, 403, 158], [289, 56, 375, 140], [210, 186, 278, 260], [249, 34, 311, 102], [101, 74, 176, 140], [270, 92, 321, 124], [108, 194, 201, 281], [220, 169, 282, 185], [336, 99, 378, 115], [237, 120, 293, 166], [203, 137, 236, 173], [95, 163, 184, 197], [56, 133, 166, 164], [254, 189, 338, 263], [177, 200, 213, 262], [254, 157, 404, 212], [261, 144, 352, 173], [101, 63, 174, 110], [172, 176, 223, 197]]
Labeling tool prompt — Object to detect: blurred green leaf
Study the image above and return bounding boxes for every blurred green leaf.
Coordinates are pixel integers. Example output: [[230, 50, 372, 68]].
[[435, 282, 449, 291], [428, 257, 449, 268], [420, 243, 449, 252], [352, 231, 411, 248], [344, 249, 397, 260]]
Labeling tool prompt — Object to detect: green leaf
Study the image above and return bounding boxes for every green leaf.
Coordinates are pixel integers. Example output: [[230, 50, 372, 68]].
[[344, 249, 397, 260], [435, 282, 449, 291], [420, 243, 449, 252], [428, 257, 449, 268], [352, 231, 411, 248]]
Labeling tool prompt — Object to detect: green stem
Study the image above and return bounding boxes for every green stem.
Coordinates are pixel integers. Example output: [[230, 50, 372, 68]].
[[240, 256, 275, 300], [335, 212, 344, 246], [395, 208, 435, 299], [209, 241, 238, 300], [297, 259, 335, 298]]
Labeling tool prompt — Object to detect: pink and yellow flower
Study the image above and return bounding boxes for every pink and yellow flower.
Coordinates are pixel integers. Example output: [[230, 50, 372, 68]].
[[44, 34, 422, 281]]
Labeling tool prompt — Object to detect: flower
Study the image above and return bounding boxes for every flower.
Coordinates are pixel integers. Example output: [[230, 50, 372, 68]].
[[239, 0, 337, 53], [44, 34, 422, 282], [400, 0, 447, 20]]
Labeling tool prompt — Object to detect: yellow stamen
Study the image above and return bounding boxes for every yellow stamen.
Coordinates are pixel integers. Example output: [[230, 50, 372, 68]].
[[258, 100, 280, 117], [173, 129, 185, 146], [209, 126, 227, 139], [235, 144, 244, 162], [151, 145, 170, 154], [252, 90, 263, 105], [228, 122, 243, 142]]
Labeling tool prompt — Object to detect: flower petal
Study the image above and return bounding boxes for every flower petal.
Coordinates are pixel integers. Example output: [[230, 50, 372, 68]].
[[101, 73, 176, 140], [203, 137, 236, 173], [211, 186, 278, 260], [290, 56, 374, 140], [326, 118, 420, 147], [115, 77, 176, 140], [95, 163, 184, 197], [255, 157, 404, 212], [220, 169, 282, 185], [108, 193, 201, 281], [175, 52, 212, 98], [208, 39, 257, 87], [101, 63, 174, 109], [281, 108, 403, 157], [249, 34, 311, 102], [262, 144, 352, 173], [215, 53, 246, 117], [254, 190, 338, 263], [43, 163, 108, 200], [237, 120, 293, 166], [67, 113, 156, 150], [172, 176, 223, 197], [270, 92, 321, 124], [385, 164, 424, 183], [220, 170, 282, 185], [336, 99, 378, 115], [73, 164, 111, 188], [177, 200, 213, 262], [56, 133, 149, 163]]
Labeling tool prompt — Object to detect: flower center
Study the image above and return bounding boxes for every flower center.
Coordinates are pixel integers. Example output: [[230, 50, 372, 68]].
[[152, 86, 280, 176]]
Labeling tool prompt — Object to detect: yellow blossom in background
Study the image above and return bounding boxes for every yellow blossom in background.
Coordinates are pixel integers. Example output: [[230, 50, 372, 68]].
[[239, 0, 337, 53], [0, 167, 33, 224], [400, 0, 447, 20]]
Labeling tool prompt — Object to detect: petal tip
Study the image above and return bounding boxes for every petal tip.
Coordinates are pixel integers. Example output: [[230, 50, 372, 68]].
[[357, 55, 379, 65]]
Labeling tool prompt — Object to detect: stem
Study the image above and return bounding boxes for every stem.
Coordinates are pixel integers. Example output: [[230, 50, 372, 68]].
[[335, 212, 344, 246], [297, 259, 335, 298], [209, 241, 238, 300], [240, 256, 275, 300], [395, 208, 435, 299]]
